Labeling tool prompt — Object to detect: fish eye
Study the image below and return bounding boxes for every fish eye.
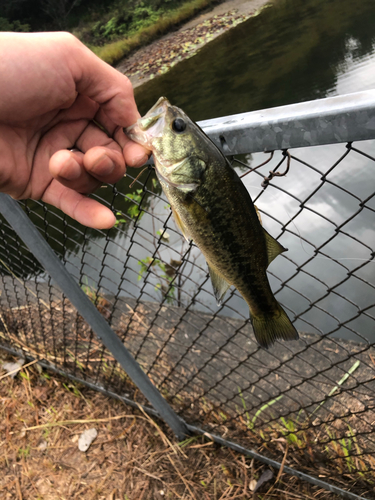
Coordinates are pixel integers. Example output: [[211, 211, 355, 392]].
[[172, 118, 186, 133]]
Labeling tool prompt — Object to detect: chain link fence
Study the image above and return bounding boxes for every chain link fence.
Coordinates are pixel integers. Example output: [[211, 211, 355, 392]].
[[0, 91, 374, 499]]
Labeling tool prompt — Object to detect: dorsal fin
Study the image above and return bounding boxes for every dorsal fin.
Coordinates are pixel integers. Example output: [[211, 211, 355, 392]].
[[263, 229, 287, 267], [207, 264, 231, 305]]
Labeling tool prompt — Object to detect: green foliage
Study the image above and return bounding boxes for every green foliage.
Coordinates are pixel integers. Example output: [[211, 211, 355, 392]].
[[63, 382, 83, 398], [87, 0, 220, 65], [279, 416, 304, 447], [82, 1, 168, 45], [138, 255, 176, 304], [80, 276, 102, 304], [238, 387, 283, 431], [115, 188, 145, 226], [126, 189, 145, 220], [0, 17, 29, 31], [17, 445, 31, 459]]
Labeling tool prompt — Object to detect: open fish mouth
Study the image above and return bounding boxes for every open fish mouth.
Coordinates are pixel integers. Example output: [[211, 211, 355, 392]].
[[126, 97, 169, 148]]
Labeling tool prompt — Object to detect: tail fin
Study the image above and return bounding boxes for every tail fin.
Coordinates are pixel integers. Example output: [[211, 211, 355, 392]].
[[250, 304, 299, 349]]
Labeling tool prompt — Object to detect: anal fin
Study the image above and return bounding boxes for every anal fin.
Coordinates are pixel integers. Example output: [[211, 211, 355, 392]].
[[254, 205, 286, 267], [208, 264, 231, 305], [263, 229, 287, 267]]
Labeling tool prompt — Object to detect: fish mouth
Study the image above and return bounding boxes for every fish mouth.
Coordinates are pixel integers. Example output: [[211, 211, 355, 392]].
[[125, 97, 170, 148]]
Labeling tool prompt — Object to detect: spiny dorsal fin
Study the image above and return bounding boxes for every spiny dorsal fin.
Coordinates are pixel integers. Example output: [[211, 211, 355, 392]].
[[263, 229, 287, 267], [207, 263, 231, 305]]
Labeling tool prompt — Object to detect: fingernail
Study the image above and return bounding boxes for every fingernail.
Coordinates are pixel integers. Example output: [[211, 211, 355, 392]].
[[129, 153, 149, 168]]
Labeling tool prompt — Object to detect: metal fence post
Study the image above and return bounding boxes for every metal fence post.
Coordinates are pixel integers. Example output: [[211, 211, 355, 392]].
[[0, 193, 189, 440]]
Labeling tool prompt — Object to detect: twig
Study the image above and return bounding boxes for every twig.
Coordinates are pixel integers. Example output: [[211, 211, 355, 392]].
[[10, 413, 145, 434], [136, 403, 181, 456], [188, 441, 215, 449], [129, 166, 151, 188], [15, 477, 23, 500], [264, 444, 289, 498], [133, 466, 164, 483]]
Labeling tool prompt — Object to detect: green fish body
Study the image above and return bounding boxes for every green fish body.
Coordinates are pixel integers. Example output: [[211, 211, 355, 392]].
[[126, 97, 299, 348]]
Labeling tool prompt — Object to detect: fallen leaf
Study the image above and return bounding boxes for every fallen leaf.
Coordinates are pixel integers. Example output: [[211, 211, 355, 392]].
[[38, 439, 48, 451], [2, 359, 25, 378], [254, 468, 274, 492], [78, 428, 98, 452], [249, 479, 258, 491]]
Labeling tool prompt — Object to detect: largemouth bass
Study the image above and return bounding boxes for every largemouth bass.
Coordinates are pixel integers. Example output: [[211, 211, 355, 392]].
[[126, 97, 299, 348]]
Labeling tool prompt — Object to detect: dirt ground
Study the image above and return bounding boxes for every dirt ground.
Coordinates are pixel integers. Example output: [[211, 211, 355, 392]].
[[117, 0, 273, 88], [0, 353, 348, 500]]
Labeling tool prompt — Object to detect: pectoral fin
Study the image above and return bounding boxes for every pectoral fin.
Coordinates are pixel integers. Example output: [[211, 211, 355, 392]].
[[208, 264, 231, 305], [263, 229, 287, 267]]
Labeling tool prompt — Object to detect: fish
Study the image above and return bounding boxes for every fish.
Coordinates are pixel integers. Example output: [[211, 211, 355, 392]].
[[126, 97, 299, 348]]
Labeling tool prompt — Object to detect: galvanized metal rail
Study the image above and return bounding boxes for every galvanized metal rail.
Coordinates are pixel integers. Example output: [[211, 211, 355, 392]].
[[199, 90, 375, 154]]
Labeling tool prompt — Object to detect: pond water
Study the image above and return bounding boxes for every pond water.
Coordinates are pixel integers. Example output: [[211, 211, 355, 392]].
[[134, 0, 375, 119], [4, 0, 374, 343], [128, 0, 375, 343]]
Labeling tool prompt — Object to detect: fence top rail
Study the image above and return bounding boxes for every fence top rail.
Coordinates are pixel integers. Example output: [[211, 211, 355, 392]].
[[198, 90, 375, 155]]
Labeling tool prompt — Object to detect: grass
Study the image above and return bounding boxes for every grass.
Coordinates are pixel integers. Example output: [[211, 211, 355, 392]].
[[85, 0, 225, 65], [0, 353, 351, 500], [235, 383, 374, 490]]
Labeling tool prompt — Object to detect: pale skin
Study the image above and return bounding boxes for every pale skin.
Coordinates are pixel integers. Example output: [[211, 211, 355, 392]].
[[0, 31, 150, 229]]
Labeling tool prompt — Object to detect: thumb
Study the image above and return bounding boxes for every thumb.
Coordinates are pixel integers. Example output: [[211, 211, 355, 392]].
[[67, 35, 140, 128]]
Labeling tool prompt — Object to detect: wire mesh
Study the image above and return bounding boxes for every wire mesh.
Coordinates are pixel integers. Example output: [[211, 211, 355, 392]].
[[0, 124, 374, 496]]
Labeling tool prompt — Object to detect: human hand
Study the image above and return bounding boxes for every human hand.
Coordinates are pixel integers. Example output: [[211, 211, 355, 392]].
[[0, 32, 149, 228]]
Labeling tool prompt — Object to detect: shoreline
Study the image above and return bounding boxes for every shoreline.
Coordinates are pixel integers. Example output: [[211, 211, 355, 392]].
[[116, 0, 273, 89]]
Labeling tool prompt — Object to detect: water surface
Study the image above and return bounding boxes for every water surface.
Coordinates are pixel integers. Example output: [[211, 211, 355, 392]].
[[134, 0, 375, 118]]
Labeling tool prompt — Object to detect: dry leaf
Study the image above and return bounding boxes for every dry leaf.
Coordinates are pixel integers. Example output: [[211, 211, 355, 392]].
[[254, 468, 274, 492], [249, 479, 258, 491], [2, 360, 24, 378], [78, 428, 98, 452], [38, 439, 48, 451]]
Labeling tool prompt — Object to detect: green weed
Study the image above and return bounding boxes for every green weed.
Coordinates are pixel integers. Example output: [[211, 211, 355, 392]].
[[67, 352, 84, 371], [90, 0, 223, 65], [279, 417, 304, 447], [80, 276, 99, 304], [312, 359, 360, 416], [138, 256, 176, 304], [238, 387, 283, 431], [18, 445, 31, 459]]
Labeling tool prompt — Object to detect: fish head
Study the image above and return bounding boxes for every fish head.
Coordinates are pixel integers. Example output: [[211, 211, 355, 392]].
[[126, 97, 220, 191]]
